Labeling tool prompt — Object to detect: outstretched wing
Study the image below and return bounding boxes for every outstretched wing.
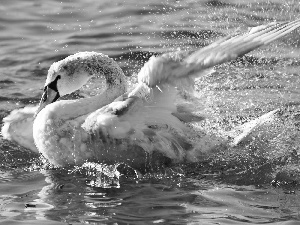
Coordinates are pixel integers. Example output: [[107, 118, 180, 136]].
[[137, 19, 300, 88], [127, 19, 300, 123]]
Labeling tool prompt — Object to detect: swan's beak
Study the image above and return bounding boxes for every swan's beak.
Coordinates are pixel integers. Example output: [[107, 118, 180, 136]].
[[34, 86, 60, 117]]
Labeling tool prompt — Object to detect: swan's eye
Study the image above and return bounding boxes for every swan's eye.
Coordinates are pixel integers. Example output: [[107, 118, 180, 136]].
[[47, 75, 61, 92]]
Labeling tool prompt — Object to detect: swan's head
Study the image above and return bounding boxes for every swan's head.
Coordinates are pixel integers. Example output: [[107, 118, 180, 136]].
[[35, 52, 126, 116]]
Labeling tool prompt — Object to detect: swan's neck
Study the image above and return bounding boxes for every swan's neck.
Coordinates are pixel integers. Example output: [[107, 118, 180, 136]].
[[61, 89, 125, 119], [35, 52, 128, 124]]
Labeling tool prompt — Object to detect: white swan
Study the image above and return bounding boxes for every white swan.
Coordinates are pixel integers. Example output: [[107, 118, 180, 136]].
[[2, 20, 300, 169]]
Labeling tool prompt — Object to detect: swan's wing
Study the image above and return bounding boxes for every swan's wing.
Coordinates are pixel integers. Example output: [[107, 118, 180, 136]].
[[126, 20, 300, 128], [138, 19, 300, 87]]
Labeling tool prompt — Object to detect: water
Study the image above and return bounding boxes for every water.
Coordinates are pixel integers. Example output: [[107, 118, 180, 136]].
[[1, 0, 300, 224]]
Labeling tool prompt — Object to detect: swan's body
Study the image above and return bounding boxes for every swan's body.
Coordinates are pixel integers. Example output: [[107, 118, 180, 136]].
[[32, 52, 195, 167], [2, 20, 300, 169]]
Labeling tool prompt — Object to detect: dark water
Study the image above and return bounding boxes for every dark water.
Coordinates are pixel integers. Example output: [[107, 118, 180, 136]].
[[1, 0, 300, 224]]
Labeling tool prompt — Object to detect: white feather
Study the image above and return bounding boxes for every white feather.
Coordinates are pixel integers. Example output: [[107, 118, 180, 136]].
[[2, 106, 38, 152]]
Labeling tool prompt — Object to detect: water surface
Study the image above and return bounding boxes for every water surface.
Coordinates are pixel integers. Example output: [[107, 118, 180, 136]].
[[1, 0, 300, 224]]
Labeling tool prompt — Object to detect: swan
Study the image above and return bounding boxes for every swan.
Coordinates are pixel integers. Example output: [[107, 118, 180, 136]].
[[2, 19, 300, 169]]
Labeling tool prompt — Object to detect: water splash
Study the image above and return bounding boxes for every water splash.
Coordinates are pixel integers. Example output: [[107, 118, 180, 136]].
[[71, 162, 143, 188]]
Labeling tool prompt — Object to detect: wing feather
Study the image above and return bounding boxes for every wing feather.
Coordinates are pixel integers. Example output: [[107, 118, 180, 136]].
[[137, 19, 300, 87]]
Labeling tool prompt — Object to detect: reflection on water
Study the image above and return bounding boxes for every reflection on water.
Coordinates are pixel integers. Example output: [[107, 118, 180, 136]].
[[0, 0, 300, 224]]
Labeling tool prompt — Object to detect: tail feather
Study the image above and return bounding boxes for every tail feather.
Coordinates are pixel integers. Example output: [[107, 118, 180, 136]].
[[1, 106, 38, 152]]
